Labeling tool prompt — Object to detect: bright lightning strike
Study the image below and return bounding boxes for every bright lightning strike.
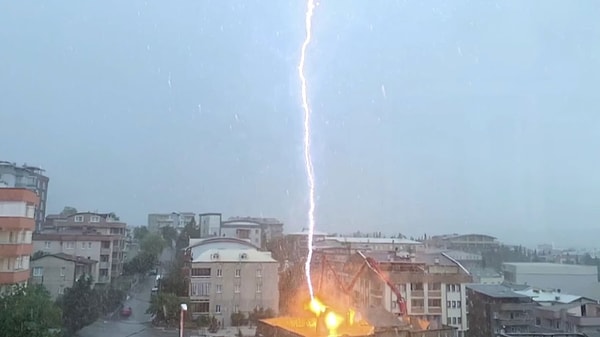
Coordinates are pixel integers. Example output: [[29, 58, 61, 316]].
[[299, 0, 317, 300]]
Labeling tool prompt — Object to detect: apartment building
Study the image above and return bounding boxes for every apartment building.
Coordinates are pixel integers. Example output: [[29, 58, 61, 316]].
[[0, 162, 49, 231], [220, 217, 284, 250], [0, 188, 38, 293], [467, 284, 536, 337], [30, 253, 97, 299], [148, 212, 196, 232], [33, 212, 126, 283], [316, 250, 472, 336], [428, 233, 499, 252], [185, 237, 279, 326]]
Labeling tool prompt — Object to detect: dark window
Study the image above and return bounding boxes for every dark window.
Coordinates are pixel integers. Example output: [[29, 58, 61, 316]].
[[190, 302, 210, 313], [191, 268, 211, 277]]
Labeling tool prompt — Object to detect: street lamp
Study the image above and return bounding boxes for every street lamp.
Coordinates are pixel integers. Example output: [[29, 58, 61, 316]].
[[180, 303, 188, 337]]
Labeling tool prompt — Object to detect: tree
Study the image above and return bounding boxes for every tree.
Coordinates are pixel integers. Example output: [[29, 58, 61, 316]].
[[160, 259, 187, 296], [176, 218, 200, 251], [123, 250, 158, 275], [96, 286, 126, 315], [146, 292, 186, 327], [161, 226, 178, 245], [0, 285, 62, 337], [57, 275, 100, 335], [60, 206, 78, 217], [231, 312, 246, 326], [133, 226, 150, 241], [140, 233, 166, 257]]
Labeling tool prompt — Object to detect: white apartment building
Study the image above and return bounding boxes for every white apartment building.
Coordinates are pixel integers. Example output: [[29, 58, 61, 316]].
[[186, 237, 279, 326]]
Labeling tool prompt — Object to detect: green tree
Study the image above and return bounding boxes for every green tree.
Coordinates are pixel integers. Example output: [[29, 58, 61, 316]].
[[176, 218, 200, 251], [161, 226, 178, 245], [0, 285, 62, 337], [133, 226, 150, 241], [96, 286, 126, 315], [146, 292, 186, 327], [140, 233, 166, 257], [57, 276, 100, 335], [123, 250, 158, 275], [60, 206, 78, 217], [160, 259, 187, 296]]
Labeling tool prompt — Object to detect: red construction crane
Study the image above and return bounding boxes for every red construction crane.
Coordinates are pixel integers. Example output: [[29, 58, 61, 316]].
[[318, 251, 407, 316]]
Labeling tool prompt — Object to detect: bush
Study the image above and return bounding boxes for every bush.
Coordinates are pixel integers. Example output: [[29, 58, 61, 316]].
[[231, 312, 246, 326]]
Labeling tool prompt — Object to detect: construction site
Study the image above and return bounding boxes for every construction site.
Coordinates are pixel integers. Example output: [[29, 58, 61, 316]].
[[261, 244, 467, 337]]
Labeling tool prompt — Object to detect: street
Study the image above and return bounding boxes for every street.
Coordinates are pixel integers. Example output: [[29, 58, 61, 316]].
[[78, 247, 179, 337]]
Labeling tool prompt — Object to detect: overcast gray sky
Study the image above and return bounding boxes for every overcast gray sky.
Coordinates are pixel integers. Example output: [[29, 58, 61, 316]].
[[2, 1, 599, 247]]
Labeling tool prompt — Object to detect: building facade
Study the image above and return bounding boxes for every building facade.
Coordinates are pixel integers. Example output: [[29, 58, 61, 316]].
[[503, 262, 600, 300], [0, 188, 38, 293], [185, 237, 279, 326], [148, 212, 196, 232], [0, 162, 49, 232], [33, 212, 126, 283], [316, 250, 472, 336], [428, 234, 499, 252], [30, 253, 97, 299], [220, 217, 284, 250], [466, 284, 536, 337]]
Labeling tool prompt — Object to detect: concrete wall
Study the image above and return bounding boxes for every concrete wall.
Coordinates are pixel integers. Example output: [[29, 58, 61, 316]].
[[30, 257, 76, 299]]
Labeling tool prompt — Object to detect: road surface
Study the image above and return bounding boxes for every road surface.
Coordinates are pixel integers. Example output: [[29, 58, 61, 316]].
[[78, 247, 180, 337]]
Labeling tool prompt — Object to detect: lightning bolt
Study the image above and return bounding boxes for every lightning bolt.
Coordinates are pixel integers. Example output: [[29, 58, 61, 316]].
[[299, 0, 317, 300]]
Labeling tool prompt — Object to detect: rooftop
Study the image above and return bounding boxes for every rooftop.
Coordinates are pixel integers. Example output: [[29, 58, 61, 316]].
[[326, 237, 422, 245], [32, 253, 98, 265], [192, 248, 276, 263], [515, 288, 592, 304], [466, 284, 531, 299]]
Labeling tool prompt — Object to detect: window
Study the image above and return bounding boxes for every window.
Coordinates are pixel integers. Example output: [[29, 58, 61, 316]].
[[216, 284, 222, 293], [33, 267, 43, 277], [66, 241, 74, 249], [452, 301, 457, 308], [58, 286, 64, 295], [60, 267, 66, 277], [190, 302, 209, 313], [256, 269, 262, 278], [100, 255, 109, 262], [411, 299, 424, 307], [535, 318, 541, 326], [256, 283, 262, 293], [216, 269, 222, 277], [88, 242, 92, 249], [81, 242, 86, 249], [411, 283, 423, 291], [74, 215, 84, 222], [428, 299, 441, 307], [44, 241, 51, 249], [452, 317, 457, 325], [101, 241, 111, 249], [191, 282, 211, 296], [451, 284, 456, 292], [458, 317, 462, 325], [234, 284, 240, 293], [215, 305, 221, 314], [191, 268, 211, 277], [235, 269, 241, 277], [240, 253, 248, 260], [20, 231, 26, 242], [447, 301, 451, 308], [457, 300, 461, 308], [90, 216, 100, 223], [234, 304, 239, 313]]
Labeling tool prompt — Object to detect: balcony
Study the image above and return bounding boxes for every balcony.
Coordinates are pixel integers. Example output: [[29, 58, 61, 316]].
[[99, 262, 110, 269], [496, 317, 535, 326], [500, 303, 532, 311], [411, 290, 424, 297], [100, 248, 111, 254], [428, 290, 442, 298], [0, 217, 35, 230], [428, 307, 442, 314], [411, 307, 425, 314], [0, 244, 32, 257], [0, 270, 29, 284], [568, 316, 600, 327]]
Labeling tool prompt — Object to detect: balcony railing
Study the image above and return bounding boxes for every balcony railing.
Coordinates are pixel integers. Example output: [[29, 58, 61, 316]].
[[411, 307, 425, 314], [428, 307, 442, 314], [428, 290, 442, 297], [411, 290, 424, 297]]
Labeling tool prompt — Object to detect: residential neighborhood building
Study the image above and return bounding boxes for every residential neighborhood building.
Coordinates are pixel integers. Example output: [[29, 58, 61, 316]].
[[220, 217, 284, 249], [0, 188, 38, 293], [30, 253, 97, 299], [33, 212, 127, 283], [466, 283, 536, 337], [503, 262, 600, 300], [185, 237, 279, 326], [534, 302, 600, 336], [0, 162, 49, 231], [427, 234, 500, 252], [148, 212, 196, 232], [315, 249, 472, 336], [199, 213, 222, 237]]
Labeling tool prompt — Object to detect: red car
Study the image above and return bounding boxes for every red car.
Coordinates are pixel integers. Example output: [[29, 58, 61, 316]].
[[120, 307, 132, 318]]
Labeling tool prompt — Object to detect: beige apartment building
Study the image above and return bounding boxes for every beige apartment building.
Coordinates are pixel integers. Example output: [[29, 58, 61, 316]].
[[33, 212, 126, 283], [30, 253, 97, 299], [186, 237, 279, 326], [0, 188, 38, 293]]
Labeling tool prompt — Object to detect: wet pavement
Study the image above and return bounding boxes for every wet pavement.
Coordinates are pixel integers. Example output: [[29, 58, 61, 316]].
[[78, 247, 179, 337]]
